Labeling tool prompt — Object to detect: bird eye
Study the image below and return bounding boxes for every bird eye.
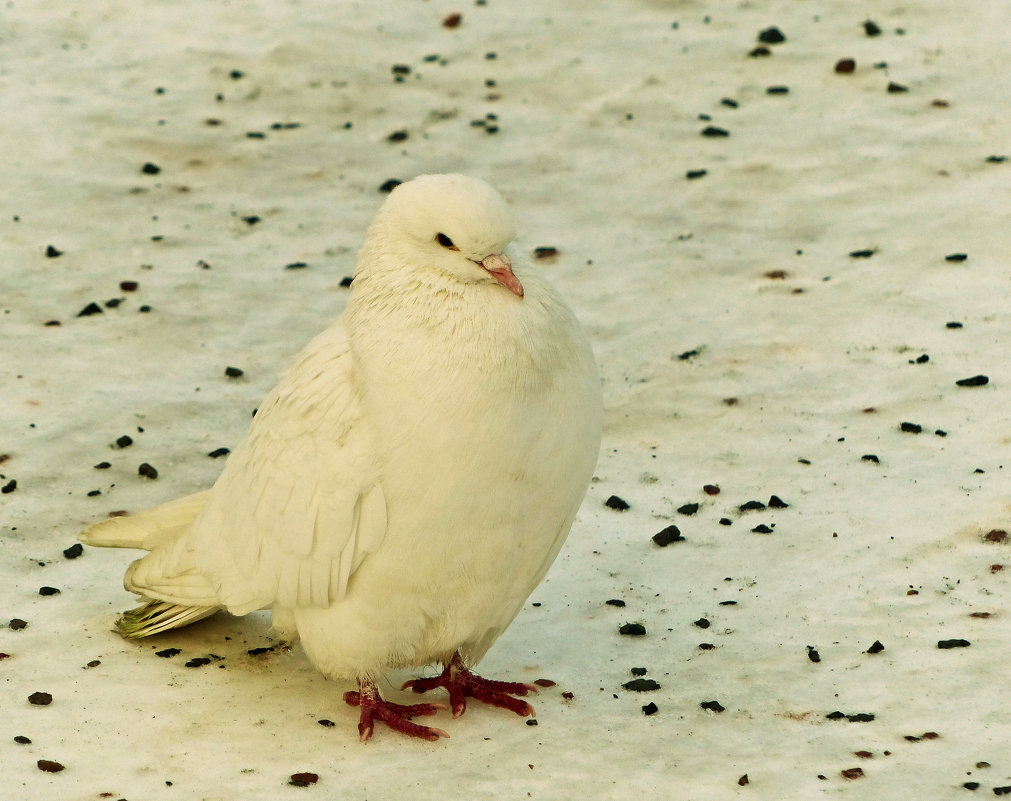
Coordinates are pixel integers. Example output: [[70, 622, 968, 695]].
[[436, 233, 459, 250]]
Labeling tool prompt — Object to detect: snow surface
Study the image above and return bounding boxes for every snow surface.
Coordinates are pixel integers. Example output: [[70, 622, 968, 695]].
[[2, 1, 1010, 799]]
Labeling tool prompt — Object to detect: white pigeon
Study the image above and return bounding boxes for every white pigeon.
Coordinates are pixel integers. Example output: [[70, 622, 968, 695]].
[[81, 173, 602, 741]]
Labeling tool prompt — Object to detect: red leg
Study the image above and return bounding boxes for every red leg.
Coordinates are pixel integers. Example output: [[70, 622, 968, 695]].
[[343, 679, 449, 742], [402, 651, 538, 719]]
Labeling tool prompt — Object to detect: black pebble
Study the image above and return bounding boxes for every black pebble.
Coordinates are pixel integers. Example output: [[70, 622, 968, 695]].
[[945, 253, 968, 262], [116, 435, 133, 448], [739, 500, 765, 512], [605, 599, 626, 607], [284, 261, 308, 270], [693, 617, 710, 629], [224, 366, 244, 378], [701, 126, 729, 137], [849, 248, 875, 258], [955, 375, 989, 387], [605, 495, 630, 511], [155, 648, 181, 658], [10, 618, 28, 630], [63, 543, 83, 559], [720, 98, 739, 108], [768, 495, 788, 508], [899, 422, 922, 433], [630, 667, 647, 676], [28, 691, 53, 705], [241, 215, 261, 225], [751, 524, 773, 534], [339, 276, 354, 287], [642, 702, 659, 715], [14, 735, 31, 744], [887, 81, 909, 93], [945, 322, 963, 329], [698, 643, 715, 650], [718, 517, 732, 526], [652, 525, 684, 546], [994, 787, 1011, 796], [866, 640, 885, 654], [826, 711, 846, 719], [379, 179, 402, 192], [141, 162, 161, 175], [208, 447, 230, 458], [185, 657, 212, 667], [686, 169, 707, 180], [45, 245, 64, 258], [862, 454, 880, 463], [766, 86, 789, 94], [757, 27, 786, 44], [1, 479, 15, 494], [533, 247, 559, 260], [807, 646, 821, 663], [985, 155, 1007, 163], [864, 20, 882, 36], [318, 719, 336, 727], [138, 463, 159, 479], [39, 587, 60, 596], [748, 46, 771, 57], [622, 678, 660, 692], [525, 718, 538, 726], [388, 130, 409, 143], [391, 64, 411, 76], [935, 429, 947, 437], [677, 503, 699, 516], [77, 302, 103, 317], [846, 713, 875, 722], [247, 646, 275, 656], [937, 639, 970, 649], [700, 700, 725, 713], [619, 623, 647, 636]]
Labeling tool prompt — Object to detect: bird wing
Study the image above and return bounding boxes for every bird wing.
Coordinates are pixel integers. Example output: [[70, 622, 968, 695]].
[[189, 321, 387, 615]]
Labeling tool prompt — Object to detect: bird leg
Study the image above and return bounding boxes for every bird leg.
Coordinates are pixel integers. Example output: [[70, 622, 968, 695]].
[[343, 679, 449, 742], [402, 651, 538, 719]]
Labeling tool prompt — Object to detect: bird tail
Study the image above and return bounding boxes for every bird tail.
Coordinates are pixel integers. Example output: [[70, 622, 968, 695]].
[[81, 490, 224, 638]]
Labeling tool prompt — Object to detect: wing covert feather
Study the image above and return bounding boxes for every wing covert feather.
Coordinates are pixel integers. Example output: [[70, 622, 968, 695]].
[[190, 323, 386, 615]]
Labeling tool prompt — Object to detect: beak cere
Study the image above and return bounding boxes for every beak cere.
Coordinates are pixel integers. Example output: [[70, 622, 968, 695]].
[[478, 253, 524, 299]]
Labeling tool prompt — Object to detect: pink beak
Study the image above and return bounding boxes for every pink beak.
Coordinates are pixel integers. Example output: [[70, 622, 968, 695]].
[[478, 253, 524, 299]]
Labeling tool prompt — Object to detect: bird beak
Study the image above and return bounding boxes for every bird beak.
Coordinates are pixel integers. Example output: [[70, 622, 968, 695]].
[[478, 253, 524, 298]]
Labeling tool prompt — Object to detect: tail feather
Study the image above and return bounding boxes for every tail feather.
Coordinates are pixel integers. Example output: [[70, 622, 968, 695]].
[[117, 600, 221, 639], [81, 490, 211, 550]]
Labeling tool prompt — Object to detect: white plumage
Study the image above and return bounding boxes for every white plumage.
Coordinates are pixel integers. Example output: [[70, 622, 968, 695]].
[[82, 174, 602, 740]]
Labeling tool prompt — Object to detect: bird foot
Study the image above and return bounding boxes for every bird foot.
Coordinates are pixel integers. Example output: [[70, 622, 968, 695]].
[[402, 651, 537, 719], [344, 680, 449, 742]]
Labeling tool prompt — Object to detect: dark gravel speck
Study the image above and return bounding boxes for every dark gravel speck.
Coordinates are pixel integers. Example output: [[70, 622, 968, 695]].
[[39, 586, 60, 596], [677, 503, 699, 516], [605, 599, 626, 607], [289, 773, 319, 787], [956, 375, 989, 387], [757, 27, 786, 44], [945, 253, 969, 262], [686, 169, 707, 179], [864, 20, 882, 36], [887, 81, 909, 93], [619, 623, 646, 636], [77, 302, 103, 317], [185, 657, 212, 667], [138, 463, 158, 479], [1, 479, 15, 494], [605, 495, 629, 511], [318, 719, 335, 727], [45, 245, 64, 258], [285, 261, 308, 270], [28, 691, 53, 706], [63, 543, 83, 559], [224, 366, 244, 378], [642, 702, 658, 715], [630, 667, 647, 676], [623, 678, 660, 692], [156, 648, 182, 658], [900, 422, 922, 433], [208, 447, 230, 458], [693, 617, 710, 629], [835, 58, 856, 73], [849, 248, 876, 258], [701, 126, 729, 137], [116, 435, 133, 448], [700, 700, 725, 713], [37, 760, 65, 773], [379, 179, 402, 193], [10, 618, 28, 630], [937, 639, 971, 649], [14, 735, 31, 744], [652, 525, 684, 547], [866, 640, 885, 654], [807, 646, 821, 663], [751, 524, 773, 534], [141, 162, 161, 175], [739, 500, 765, 512]]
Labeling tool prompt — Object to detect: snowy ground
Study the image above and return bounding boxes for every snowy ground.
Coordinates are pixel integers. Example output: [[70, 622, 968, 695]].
[[3, 1, 1010, 799]]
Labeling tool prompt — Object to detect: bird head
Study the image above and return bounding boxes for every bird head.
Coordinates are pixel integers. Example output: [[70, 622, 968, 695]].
[[363, 174, 524, 299]]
